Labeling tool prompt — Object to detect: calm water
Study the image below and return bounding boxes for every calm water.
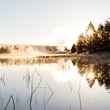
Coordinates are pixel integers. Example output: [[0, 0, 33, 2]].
[[0, 58, 110, 110]]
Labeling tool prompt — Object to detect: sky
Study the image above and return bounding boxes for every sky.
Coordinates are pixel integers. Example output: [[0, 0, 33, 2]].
[[0, 0, 110, 49]]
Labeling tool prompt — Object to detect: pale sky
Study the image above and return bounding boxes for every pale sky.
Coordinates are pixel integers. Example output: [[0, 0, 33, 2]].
[[0, 0, 110, 49]]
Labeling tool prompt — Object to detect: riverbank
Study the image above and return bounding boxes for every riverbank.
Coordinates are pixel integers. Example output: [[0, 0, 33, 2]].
[[0, 52, 110, 65], [74, 52, 110, 64]]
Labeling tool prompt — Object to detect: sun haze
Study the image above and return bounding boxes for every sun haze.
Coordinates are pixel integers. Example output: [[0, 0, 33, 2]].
[[0, 0, 109, 49]]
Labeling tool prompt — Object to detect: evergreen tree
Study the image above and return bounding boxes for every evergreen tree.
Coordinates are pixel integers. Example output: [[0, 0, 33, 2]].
[[71, 44, 76, 53], [76, 34, 87, 53]]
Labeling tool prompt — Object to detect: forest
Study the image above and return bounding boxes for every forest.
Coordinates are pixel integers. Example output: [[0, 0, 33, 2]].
[[71, 18, 110, 54]]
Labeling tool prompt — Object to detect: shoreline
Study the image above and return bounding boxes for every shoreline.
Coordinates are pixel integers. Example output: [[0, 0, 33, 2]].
[[0, 53, 110, 65], [0, 52, 110, 59]]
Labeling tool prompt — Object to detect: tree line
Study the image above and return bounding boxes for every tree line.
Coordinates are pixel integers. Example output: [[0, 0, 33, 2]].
[[71, 18, 110, 53]]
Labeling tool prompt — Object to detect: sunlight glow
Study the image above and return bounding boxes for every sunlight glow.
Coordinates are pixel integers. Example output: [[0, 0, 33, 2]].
[[51, 60, 78, 83], [50, 26, 78, 49]]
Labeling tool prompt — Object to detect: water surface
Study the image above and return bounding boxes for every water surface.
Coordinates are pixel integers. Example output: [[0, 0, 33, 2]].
[[0, 58, 110, 110]]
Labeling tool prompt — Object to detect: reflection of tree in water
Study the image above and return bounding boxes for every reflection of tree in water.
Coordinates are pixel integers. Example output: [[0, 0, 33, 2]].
[[23, 68, 54, 110], [0, 72, 7, 110], [0, 72, 6, 87], [0, 72, 16, 110], [4, 95, 15, 110], [72, 59, 110, 89], [23, 69, 41, 110], [94, 64, 110, 89], [77, 62, 90, 75]]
